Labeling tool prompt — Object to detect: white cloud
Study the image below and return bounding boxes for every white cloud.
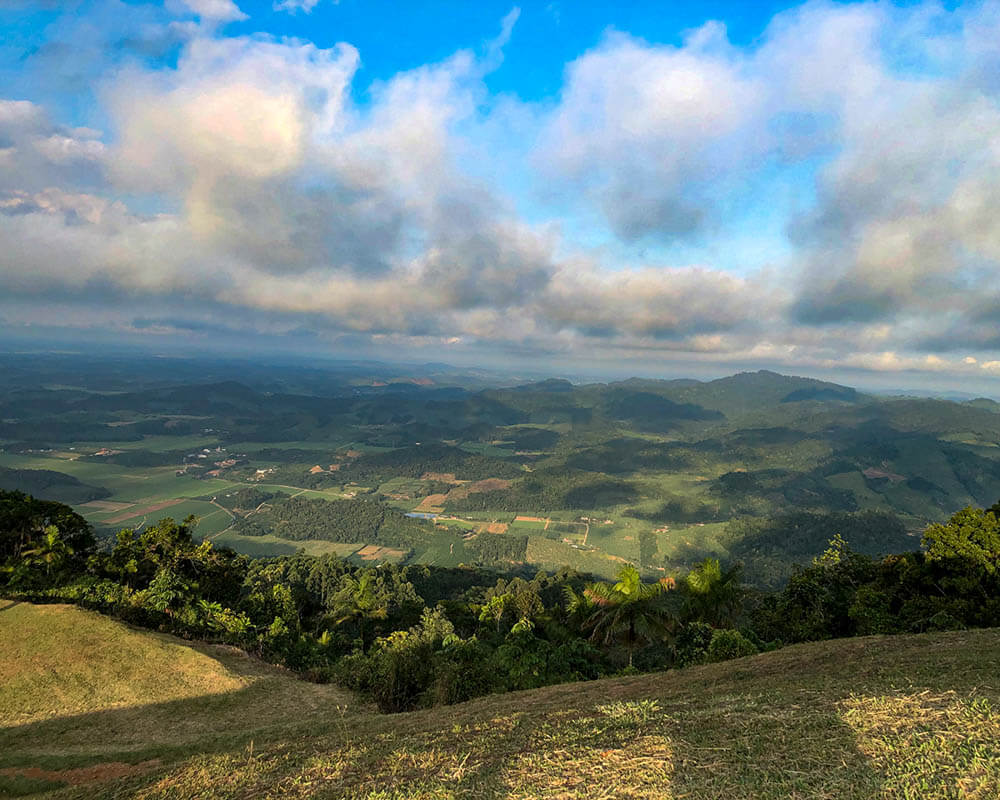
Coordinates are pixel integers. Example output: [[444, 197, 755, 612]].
[[178, 0, 247, 23], [2, 1, 1000, 384], [273, 0, 322, 14], [539, 25, 763, 241]]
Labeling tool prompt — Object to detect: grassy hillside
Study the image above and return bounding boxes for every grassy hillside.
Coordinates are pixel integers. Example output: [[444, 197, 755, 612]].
[[4, 603, 1000, 798], [0, 602, 245, 726], [0, 603, 354, 798]]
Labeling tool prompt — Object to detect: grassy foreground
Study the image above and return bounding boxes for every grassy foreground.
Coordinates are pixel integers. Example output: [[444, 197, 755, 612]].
[[4, 603, 1000, 798]]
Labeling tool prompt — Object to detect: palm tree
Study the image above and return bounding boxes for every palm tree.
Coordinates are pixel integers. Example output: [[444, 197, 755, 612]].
[[330, 571, 389, 650], [682, 558, 744, 628], [575, 565, 676, 667], [22, 525, 73, 580]]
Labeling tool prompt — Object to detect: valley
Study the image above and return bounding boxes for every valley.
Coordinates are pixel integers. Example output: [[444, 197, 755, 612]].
[[2, 355, 997, 585]]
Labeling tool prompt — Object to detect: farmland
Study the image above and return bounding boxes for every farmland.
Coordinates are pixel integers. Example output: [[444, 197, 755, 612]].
[[3, 356, 1000, 581]]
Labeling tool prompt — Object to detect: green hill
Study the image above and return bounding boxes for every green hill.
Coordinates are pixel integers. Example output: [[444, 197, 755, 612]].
[[4, 602, 1000, 798], [0, 468, 110, 506]]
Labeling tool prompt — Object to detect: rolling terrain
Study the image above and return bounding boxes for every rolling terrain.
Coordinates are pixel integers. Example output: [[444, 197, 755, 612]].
[[3, 356, 1000, 583], [3, 602, 1000, 798]]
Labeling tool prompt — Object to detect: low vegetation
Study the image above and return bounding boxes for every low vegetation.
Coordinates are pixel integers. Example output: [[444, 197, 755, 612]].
[[3, 605, 1000, 798], [7, 487, 1000, 721], [5, 360, 1000, 797]]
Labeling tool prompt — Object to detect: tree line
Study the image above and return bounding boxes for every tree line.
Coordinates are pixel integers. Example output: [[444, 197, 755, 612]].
[[6, 488, 1000, 714]]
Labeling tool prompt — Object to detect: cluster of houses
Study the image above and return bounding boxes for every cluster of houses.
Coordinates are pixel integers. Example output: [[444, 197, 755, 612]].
[[174, 446, 248, 478]]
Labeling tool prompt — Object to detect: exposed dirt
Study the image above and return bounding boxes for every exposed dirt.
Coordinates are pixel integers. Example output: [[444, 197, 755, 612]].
[[357, 545, 406, 561], [104, 499, 184, 525], [0, 759, 162, 787], [420, 472, 458, 483], [415, 494, 449, 512], [445, 478, 512, 502]]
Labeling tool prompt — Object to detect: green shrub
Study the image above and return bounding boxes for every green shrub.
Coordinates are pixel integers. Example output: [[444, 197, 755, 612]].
[[674, 621, 714, 667], [706, 628, 758, 662]]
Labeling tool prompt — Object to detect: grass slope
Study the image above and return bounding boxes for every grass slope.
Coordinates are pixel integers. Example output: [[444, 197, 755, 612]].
[[4, 603, 1000, 798], [0, 603, 353, 798], [0, 603, 246, 726]]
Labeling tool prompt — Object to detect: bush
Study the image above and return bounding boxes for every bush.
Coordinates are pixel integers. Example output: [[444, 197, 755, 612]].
[[706, 629, 758, 662], [674, 621, 714, 667]]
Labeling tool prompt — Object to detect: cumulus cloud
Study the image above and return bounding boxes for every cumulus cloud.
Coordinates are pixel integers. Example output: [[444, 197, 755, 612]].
[[539, 24, 763, 241], [2, 0, 1000, 384], [273, 0, 322, 14], [781, 2, 1000, 335], [0, 99, 107, 193], [178, 0, 247, 23]]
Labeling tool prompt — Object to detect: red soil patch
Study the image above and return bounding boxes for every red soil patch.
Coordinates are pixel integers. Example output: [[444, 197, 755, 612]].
[[415, 494, 448, 512], [104, 499, 184, 525], [486, 522, 509, 534], [515, 515, 546, 523], [0, 760, 161, 787], [421, 472, 458, 483]]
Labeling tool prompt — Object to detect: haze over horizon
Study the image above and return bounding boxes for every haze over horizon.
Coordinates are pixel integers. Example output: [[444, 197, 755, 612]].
[[2, 0, 1000, 393]]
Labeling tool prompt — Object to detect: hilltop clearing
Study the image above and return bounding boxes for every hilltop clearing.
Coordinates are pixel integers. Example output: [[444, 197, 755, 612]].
[[3, 602, 1000, 798], [0, 603, 353, 797]]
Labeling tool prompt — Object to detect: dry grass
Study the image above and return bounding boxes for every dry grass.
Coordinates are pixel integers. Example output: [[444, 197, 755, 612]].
[[5, 603, 1000, 799], [0, 602, 354, 797], [415, 495, 449, 513], [0, 603, 246, 726]]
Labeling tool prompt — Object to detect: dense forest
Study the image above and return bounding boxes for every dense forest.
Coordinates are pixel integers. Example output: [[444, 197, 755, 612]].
[[233, 496, 434, 550]]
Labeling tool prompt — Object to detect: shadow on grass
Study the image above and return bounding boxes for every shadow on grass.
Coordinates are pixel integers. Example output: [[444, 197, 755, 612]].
[[0, 682, 295, 771], [0, 675, 889, 799], [0, 600, 20, 613], [8, 631, 1000, 798]]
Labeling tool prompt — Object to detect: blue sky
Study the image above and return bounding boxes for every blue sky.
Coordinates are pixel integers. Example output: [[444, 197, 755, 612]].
[[1, 0, 999, 392]]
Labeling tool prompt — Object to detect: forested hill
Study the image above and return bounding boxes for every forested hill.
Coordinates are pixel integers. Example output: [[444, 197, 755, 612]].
[[4, 359, 1000, 583]]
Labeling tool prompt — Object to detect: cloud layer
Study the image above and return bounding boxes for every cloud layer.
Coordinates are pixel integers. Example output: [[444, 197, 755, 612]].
[[1, 0, 1000, 384]]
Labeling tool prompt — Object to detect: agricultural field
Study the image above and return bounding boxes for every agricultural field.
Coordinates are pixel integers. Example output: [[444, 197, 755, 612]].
[[5, 359, 1000, 584], [211, 532, 360, 558], [526, 537, 633, 578]]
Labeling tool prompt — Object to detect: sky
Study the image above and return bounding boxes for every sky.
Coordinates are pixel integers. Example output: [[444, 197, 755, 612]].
[[1, 0, 1000, 392]]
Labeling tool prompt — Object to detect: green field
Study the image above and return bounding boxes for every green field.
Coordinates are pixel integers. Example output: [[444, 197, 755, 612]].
[[657, 521, 731, 564], [210, 532, 360, 558], [413, 536, 468, 567], [526, 536, 634, 578], [6, 602, 1000, 798], [508, 517, 548, 531], [91, 435, 219, 453]]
